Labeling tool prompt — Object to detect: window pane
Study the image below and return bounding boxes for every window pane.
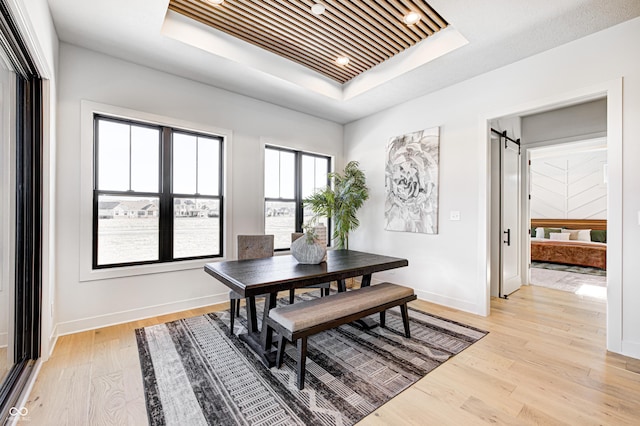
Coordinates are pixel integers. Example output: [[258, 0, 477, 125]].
[[303, 205, 328, 226], [279, 151, 295, 199], [301, 155, 315, 198], [174, 198, 221, 258], [264, 148, 280, 198], [130, 126, 160, 192], [198, 137, 220, 196], [265, 201, 295, 250], [315, 157, 329, 189], [97, 195, 159, 265], [301, 155, 329, 199], [173, 133, 197, 194], [97, 120, 130, 191]]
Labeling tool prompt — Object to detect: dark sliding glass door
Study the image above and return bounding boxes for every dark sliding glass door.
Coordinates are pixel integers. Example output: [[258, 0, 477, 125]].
[[0, 0, 43, 422]]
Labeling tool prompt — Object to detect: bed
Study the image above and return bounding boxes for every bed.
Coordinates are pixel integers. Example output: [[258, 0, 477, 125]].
[[530, 219, 607, 270]]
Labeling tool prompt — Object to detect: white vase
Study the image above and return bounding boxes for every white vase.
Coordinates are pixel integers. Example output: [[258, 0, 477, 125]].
[[291, 234, 327, 264]]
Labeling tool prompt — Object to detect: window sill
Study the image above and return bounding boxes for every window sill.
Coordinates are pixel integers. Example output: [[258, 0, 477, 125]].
[[79, 256, 228, 282]]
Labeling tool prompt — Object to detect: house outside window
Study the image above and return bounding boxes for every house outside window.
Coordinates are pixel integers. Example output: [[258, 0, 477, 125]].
[[93, 115, 223, 268], [264, 145, 330, 250]]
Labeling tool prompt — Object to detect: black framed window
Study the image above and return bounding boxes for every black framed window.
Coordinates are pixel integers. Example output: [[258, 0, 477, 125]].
[[0, 1, 43, 420], [93, 115, 223, 269], [264, 146, 330, 250]]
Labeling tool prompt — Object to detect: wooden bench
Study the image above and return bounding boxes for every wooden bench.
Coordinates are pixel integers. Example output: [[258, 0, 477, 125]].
[[266, 282, 417, 389]]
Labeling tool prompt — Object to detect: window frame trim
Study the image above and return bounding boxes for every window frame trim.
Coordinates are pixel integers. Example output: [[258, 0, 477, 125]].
[[80, 100, 233, 282], [264, 144, 332, 251]]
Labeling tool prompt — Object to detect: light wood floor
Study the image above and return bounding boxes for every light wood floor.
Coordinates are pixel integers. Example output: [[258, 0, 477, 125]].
[[23, 285, 640, 425], [0, 347, 8, 386]]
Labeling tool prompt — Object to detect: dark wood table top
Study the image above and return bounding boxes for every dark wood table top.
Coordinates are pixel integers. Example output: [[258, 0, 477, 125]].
[[204, 249, 408, 297]]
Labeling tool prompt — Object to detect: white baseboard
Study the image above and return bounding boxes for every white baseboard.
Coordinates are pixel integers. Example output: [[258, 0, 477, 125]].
[[0, 331, 7, 348], [55, 293, 228, 336], [414, 289, 480, 315], [370, 277, 482, 315], [42, 327, 58, 361], [621, 340, 640, 360]]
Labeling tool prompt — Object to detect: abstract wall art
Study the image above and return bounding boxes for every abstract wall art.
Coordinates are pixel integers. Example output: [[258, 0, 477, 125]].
[[385, 127, 440, 234]]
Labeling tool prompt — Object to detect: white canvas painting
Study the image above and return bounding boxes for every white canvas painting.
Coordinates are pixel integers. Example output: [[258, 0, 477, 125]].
[[385, 127, 440, 234]]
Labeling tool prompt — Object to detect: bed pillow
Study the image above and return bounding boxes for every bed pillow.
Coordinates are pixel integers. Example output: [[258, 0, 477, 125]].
[[550, 232, 571, 241], [561, 229, 580, 240], [591, 229, 607, 243], [576, 229, 592, 242], [535, 227, 545, 239], [544, 228, 562, 239]]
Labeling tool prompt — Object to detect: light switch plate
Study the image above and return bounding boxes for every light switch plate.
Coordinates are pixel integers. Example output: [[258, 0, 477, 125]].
[[450, 211, 461, 221]]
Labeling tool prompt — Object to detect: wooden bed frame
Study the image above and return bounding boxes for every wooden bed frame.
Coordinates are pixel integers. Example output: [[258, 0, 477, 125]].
[[530, 219, 607, 270], [531, 219, 606, 231]]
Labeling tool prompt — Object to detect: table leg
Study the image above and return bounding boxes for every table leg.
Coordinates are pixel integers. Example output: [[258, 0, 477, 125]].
[[261, 292, 277, 351], [238, 292, 278, 368], [354, 273, 378, 329], [360, 274, 372, 287], [245, 296, 258, 333], [337, 279, 346, 292]]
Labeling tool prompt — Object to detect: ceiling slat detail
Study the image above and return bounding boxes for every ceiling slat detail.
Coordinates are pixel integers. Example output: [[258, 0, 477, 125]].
[[168, 0, 448, 83]]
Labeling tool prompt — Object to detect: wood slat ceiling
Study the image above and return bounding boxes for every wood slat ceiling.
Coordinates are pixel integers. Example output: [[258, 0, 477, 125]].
[[168, 0, 448, 84]]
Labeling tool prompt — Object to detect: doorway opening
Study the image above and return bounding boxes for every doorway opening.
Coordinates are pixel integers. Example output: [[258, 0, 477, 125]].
[[484, 81, 622, 353], [527, 138, 607, 300]]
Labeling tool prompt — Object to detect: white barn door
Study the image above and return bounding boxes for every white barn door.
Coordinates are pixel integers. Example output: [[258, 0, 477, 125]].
[[501, 138, 522, 297]]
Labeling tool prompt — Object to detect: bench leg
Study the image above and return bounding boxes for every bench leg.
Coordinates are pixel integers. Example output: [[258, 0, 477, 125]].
[[324, 286, 330, 296], [380, 310, 386, 328], [296, 337, 308, 390], [289, 289, 295, 304], [276, 334, 287, 368], [400, 303, 411, 338]]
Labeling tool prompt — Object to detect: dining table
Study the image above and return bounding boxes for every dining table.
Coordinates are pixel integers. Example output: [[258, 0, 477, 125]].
[[204, 249, 409, 367]]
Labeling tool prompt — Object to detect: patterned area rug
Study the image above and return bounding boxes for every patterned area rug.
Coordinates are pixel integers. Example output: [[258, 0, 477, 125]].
[[136, 293, 487, 426], [530, 267, 607, 296], [531, 261, 606, 277]]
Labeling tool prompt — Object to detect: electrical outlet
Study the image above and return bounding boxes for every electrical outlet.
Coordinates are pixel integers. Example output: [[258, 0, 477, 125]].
[[450, 211, 461, 221]]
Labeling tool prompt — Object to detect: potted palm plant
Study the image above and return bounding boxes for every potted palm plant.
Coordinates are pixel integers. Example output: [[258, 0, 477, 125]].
[[304, 161, 369, 249]]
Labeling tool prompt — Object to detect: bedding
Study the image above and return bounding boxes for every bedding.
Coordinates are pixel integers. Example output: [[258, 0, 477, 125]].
[[530, 219, 607, 270], [530, 238, 606, 270]]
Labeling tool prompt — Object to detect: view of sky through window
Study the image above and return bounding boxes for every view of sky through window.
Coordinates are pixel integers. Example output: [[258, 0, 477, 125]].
[[95, 117, 222, 266]]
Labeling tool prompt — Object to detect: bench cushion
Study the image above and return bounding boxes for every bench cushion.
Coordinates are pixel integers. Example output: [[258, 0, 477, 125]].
[[268, 282, 414, 332]]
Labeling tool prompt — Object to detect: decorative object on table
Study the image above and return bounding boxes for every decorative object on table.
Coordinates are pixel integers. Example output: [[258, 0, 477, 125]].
[[290, 224, 327, 264], [304, 160, 369, 249], [385, 127, 440, 234], [289, 232, 331, 302], [136, 292, 488, 426]]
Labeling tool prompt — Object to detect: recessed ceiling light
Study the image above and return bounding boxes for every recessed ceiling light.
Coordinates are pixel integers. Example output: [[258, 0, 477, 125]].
[[403, 11, 421, 25], [311, 3, 325, 15], [204, 0, 224, 5], [336, 56, 349, 66]]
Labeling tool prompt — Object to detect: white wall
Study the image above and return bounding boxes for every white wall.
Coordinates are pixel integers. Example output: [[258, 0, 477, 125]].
[[530, 149, 607, 219], [522, 98, 607, 144], [55, 43, 343, 334], [344, 17, 640, 358]]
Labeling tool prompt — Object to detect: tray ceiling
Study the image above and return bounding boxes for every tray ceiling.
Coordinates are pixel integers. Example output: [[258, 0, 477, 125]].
[[168, 0, 448, 83]]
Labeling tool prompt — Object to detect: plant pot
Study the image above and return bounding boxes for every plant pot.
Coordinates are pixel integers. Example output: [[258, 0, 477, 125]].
[[291, 235, 327, 264]]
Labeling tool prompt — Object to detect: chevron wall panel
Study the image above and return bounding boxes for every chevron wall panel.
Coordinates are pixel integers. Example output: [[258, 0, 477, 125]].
[[530, 150, 607, 219]]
